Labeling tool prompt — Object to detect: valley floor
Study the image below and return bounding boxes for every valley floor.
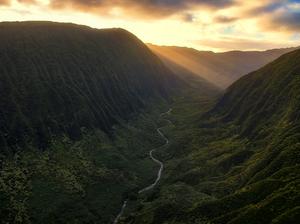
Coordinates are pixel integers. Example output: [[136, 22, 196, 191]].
[[0, 84, 217, 224], [1, 86, 299, 224], [118, 88, 300, 224], [0, 99, 174, 224], [114, 108, 173, 224]]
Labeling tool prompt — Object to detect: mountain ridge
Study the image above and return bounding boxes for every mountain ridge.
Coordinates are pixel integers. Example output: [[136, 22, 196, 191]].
[[148, 43, 299, 88], [122, 48, 300, 224], [0, 21, 299, 224], [0, 21, 180, 151], [0, 21, 185, 224]]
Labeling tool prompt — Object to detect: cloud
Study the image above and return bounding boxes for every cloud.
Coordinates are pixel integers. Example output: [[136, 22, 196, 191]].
[[195, 36, 296, 51], [5, 0, 298, 34], [18, 0, 36, 3], [248, 1, 283, 14], [49, 0, 236, 19], [0, 0, 10, 5], [262, 10, 300, 32], [45, 0, 300, 33], [182, 13, 197, 22], [50, 0, 235, 9], [245, 0, 300, 32], [214, 16, 238, 23], [1, 0, 299, 52], [0, 0, 36, 5]]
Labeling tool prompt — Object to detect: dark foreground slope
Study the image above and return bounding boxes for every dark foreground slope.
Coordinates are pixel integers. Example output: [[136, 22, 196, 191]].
[[149, 44, 298, 88], [0, 22, 222, 224], [0, 22, 178, 151], [0, 22, 189, 224], [123, 50, 300, 223]]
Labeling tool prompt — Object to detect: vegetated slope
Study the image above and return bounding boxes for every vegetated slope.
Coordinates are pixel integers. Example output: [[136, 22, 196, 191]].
[[149, 44, 298, 88], [0, 21, 179, 151], [212, 49, 300, 139], [0, 22, 221, 224], [198, 48, 300, 224], [0, 22, 189, 224], [124, 49, 300, 224]]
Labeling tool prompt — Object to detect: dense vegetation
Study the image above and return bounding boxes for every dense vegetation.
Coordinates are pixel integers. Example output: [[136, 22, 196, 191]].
[[149, 44, 298, 88], [121, 49, 300, 224], [0, 21, 179, 152], [1, 21, 299, 224], [0, 22, 189, 223], [0, 22, 221, 224], [0, 102, 174, 223]]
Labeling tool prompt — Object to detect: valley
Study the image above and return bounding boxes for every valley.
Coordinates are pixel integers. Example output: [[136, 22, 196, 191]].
[[114, 108, 173, 224], [0, 21, 299, 224], [119, 50, 300, 224]]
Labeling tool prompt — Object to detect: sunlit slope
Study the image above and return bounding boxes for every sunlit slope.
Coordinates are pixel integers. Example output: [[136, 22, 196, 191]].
[[149, 44, 298, 88], [0, 22, 179, 151], [153, 52, 221, 97], [213, 49, 300, 138], [125, 49, 300, 224], [185, 49, 300, 224]]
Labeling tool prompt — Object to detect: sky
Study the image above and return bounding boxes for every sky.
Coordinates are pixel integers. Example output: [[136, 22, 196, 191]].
[[0, 0, 300, 52]]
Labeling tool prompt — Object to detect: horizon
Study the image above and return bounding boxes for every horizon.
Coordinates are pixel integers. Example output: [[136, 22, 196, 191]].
[[2, 20, 299, 54], [1, 0, 300, 52]]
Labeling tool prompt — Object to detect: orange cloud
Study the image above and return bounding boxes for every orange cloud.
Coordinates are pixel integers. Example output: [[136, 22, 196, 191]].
[[260, 12, 300, 32], [244, 0, 300, 32], [18, 0, 36, 3], [195, 37, 297, 51], [49, 0, 236, 19], [0, 0, 36, 5], [214, 16, 238, 23], [0, 0, 10, 5], [0, 0, 299, 52]]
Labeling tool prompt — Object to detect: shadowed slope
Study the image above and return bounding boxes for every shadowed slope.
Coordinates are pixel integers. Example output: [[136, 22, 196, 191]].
[[0, 21, 179, 151]]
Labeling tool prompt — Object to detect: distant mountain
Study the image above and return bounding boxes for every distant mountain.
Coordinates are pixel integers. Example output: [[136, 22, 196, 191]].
[[0, 21, 179, 151], [125, 49, 300, 224], [153, 53, 221, 96], [149, 44, 299, 88]]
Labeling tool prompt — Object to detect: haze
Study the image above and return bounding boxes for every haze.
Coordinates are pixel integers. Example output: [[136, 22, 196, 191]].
[[1, 0, 300, 52]]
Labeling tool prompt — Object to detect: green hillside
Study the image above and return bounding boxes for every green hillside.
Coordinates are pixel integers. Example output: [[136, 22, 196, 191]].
[[212, 49, 300, 138], [0, 22, 187, 224], [0, 22, 223, 224], [0, 21, 178, 152], [1, 21, 299, 224], [123, 49, 300, 224]]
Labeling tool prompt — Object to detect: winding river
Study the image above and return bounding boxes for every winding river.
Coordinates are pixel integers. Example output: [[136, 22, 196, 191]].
[[113, 108, 173, 224]]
